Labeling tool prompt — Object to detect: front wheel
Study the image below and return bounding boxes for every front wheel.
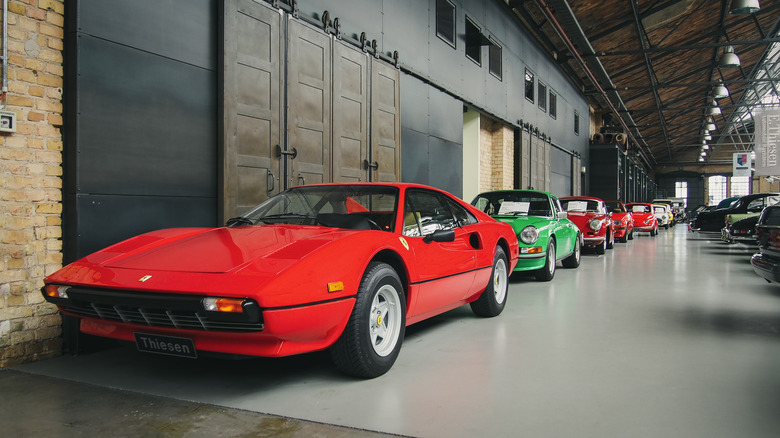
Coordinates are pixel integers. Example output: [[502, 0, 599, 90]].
[[330, 262, 406, 378], [628, 228, 634, 240], [562, 235, 581, 268], [471, 247, 508, 317], [606, 230, 614, 249], [534, 240, 556, 281], [595, 237, 607, 254]]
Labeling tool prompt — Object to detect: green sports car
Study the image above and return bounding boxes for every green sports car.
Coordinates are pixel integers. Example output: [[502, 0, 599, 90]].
[[472, 190, 582, 281]]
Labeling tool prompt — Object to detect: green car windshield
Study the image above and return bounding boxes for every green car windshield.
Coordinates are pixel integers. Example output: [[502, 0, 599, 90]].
[[473, 192, 552, 217]]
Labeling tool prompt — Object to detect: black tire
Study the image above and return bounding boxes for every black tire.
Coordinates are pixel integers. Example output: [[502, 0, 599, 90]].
[[619, 233, 628, 243], [330, 262, 406, 378], [471, 247, 509, 317], [628, 229, 634, 240], [595, 236, 606, 254], [534, 240, 556, 281], [562, 235, 581, 269], [606, 231, 614, 249]]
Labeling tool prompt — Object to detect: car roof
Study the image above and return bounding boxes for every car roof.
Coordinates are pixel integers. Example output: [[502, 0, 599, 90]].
[[560, 196, 603, 202], [475, 189, 554, 197]]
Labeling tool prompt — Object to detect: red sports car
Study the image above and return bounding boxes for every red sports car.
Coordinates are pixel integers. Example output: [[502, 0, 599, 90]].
[[42, 183, 519, 378], [560, 196, 614, 254], [626, 202, 659, 236], [605, 200, 634, 242]]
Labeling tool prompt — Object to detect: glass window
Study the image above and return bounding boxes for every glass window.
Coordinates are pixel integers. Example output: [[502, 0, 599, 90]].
[[525, 69, 534, 103], [538, 83, 547, 112], [730, 176, 750, 197], [488, 38, 502, 80], [436, 0, 456, 48], [404, 190, 459, 237], [465, 16, 481, 65], [549, 92, 557, 119], [446, 198, 478, 226], [574, 112, 580, 135], [708, 175, 727, 205], [675, 181, 688, 200]]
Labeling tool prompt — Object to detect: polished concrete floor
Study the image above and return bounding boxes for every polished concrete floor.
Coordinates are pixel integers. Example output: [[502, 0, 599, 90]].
[[5, 225, 780, 437]]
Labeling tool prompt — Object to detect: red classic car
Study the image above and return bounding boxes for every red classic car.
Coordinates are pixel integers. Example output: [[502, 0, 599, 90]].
[[605, 200, 634, 242], [625, 202, 659, 236], [559, 196, 614, 254], [42, 183, 519, 378]]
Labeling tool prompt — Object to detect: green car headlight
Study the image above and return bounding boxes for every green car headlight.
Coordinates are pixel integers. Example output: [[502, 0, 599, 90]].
[[520, 225, 539, 244]]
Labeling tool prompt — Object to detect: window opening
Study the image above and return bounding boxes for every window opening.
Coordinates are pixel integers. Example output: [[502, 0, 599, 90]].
[[525, 69, 534, 103], [465, 16, 481, 65], [538, 82, 547, 112], [549, 92, 557, 119], [436, 0, 456, 48], [488, 38, 502, 80]]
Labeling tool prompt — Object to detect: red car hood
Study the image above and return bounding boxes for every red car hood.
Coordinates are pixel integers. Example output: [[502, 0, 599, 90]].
[[565, 211, 606, 228], [96, 226, 344, 274]]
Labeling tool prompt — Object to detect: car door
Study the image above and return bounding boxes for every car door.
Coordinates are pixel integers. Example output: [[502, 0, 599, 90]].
[[401, 189, 478, 319], [551, 195, 577, 257]]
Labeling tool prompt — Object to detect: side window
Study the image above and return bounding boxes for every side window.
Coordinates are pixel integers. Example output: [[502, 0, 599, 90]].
[[747, 198, 765, 212], [405, 190, 458, 236], [447, 198, 478, 226], [552, 197, 561, 215], [402, 200, 422, 237]]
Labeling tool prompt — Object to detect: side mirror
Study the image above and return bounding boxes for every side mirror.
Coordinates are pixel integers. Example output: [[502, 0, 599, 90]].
[[423, 229, 456, 243], [557, 211, 568, 219]]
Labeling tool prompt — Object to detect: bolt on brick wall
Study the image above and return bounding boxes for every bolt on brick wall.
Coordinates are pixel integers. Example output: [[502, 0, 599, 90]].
[[0, 0, 64, 368]]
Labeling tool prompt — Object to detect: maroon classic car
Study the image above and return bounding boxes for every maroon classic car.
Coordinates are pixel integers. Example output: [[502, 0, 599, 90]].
[[560, 196, 614, 254]]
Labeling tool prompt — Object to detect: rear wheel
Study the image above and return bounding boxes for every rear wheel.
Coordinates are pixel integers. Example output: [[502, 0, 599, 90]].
[[606, 230, 614, 249], [562, 235, 581, 268], [471, 247, 508, 316], [628, 228, 634, 240], [330, 262, 406, 378], [534, 240, 556, 281]]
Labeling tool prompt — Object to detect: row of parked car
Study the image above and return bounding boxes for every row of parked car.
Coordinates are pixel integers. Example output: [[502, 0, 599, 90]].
[[471, 189, 675, 281], [688, 192, 780, 284]]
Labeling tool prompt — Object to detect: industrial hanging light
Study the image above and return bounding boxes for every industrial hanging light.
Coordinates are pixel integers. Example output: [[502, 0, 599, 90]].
[[703, 134, 712, 141], [706, 121, 717, 131], [707, 101, 721, 115], [712, 83, 729, 99], [719, 46, 741, 68], [729, 0, 760, 14]]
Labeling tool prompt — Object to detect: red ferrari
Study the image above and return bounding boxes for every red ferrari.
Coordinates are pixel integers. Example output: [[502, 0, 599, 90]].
[[626, 202, 659, 236], [42, 183, 519, 378], [559, 196, 614, 254]]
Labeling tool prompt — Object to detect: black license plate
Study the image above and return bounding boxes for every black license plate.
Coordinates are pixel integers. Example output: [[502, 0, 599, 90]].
[[134, 333, 197, 359]]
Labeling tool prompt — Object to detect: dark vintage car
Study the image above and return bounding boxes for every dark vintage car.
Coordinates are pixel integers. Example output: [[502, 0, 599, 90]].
[[751, 205, 780, 283], [722, 214, 759, 244], [690, 193, 780, 232]]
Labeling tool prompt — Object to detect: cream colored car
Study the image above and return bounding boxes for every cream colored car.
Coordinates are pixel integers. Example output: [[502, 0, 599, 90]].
[[653, 203, 672, 229]]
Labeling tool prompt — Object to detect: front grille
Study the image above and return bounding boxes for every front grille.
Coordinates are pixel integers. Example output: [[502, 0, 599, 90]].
[[51, 287, 264, 332]]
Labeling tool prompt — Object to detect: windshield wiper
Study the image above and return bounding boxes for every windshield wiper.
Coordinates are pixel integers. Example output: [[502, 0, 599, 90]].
[[226, 217, 254, 227], [257, 213, 322, 225]]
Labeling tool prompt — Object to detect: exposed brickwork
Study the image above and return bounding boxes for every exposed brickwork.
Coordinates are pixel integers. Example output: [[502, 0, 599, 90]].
[[479, 114, 515, 192], [0, 0, 64, 367]]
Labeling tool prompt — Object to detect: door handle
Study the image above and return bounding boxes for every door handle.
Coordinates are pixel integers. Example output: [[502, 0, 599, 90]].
[[275, 145, 298, 159], [267, 171, 275, 193], [364, 160, 379, 170]]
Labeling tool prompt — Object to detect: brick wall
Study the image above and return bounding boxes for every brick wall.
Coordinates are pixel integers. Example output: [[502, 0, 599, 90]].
[[0, 0, 64, 367], [479, 114, 515, 191]]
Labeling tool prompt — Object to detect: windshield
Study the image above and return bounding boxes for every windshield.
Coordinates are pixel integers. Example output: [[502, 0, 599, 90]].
[[472, 192, 552, 217], [230, 185, 398, 231], [605, 201, 626, 213], [561, 199, 600, 213]]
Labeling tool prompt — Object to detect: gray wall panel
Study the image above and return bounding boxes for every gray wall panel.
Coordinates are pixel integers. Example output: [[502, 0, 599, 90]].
[[400, 128, 430, 183], [75, 194, 216, 257], [77, 35, 217, 197], [76, 0, 215, 69], [428, 85, 462, 143], [428, 137, 463, 198]]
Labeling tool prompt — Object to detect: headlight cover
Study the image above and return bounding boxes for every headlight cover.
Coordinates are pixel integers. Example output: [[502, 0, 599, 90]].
[[520, 225, 539, 244], [588, 218, 602, 231]]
